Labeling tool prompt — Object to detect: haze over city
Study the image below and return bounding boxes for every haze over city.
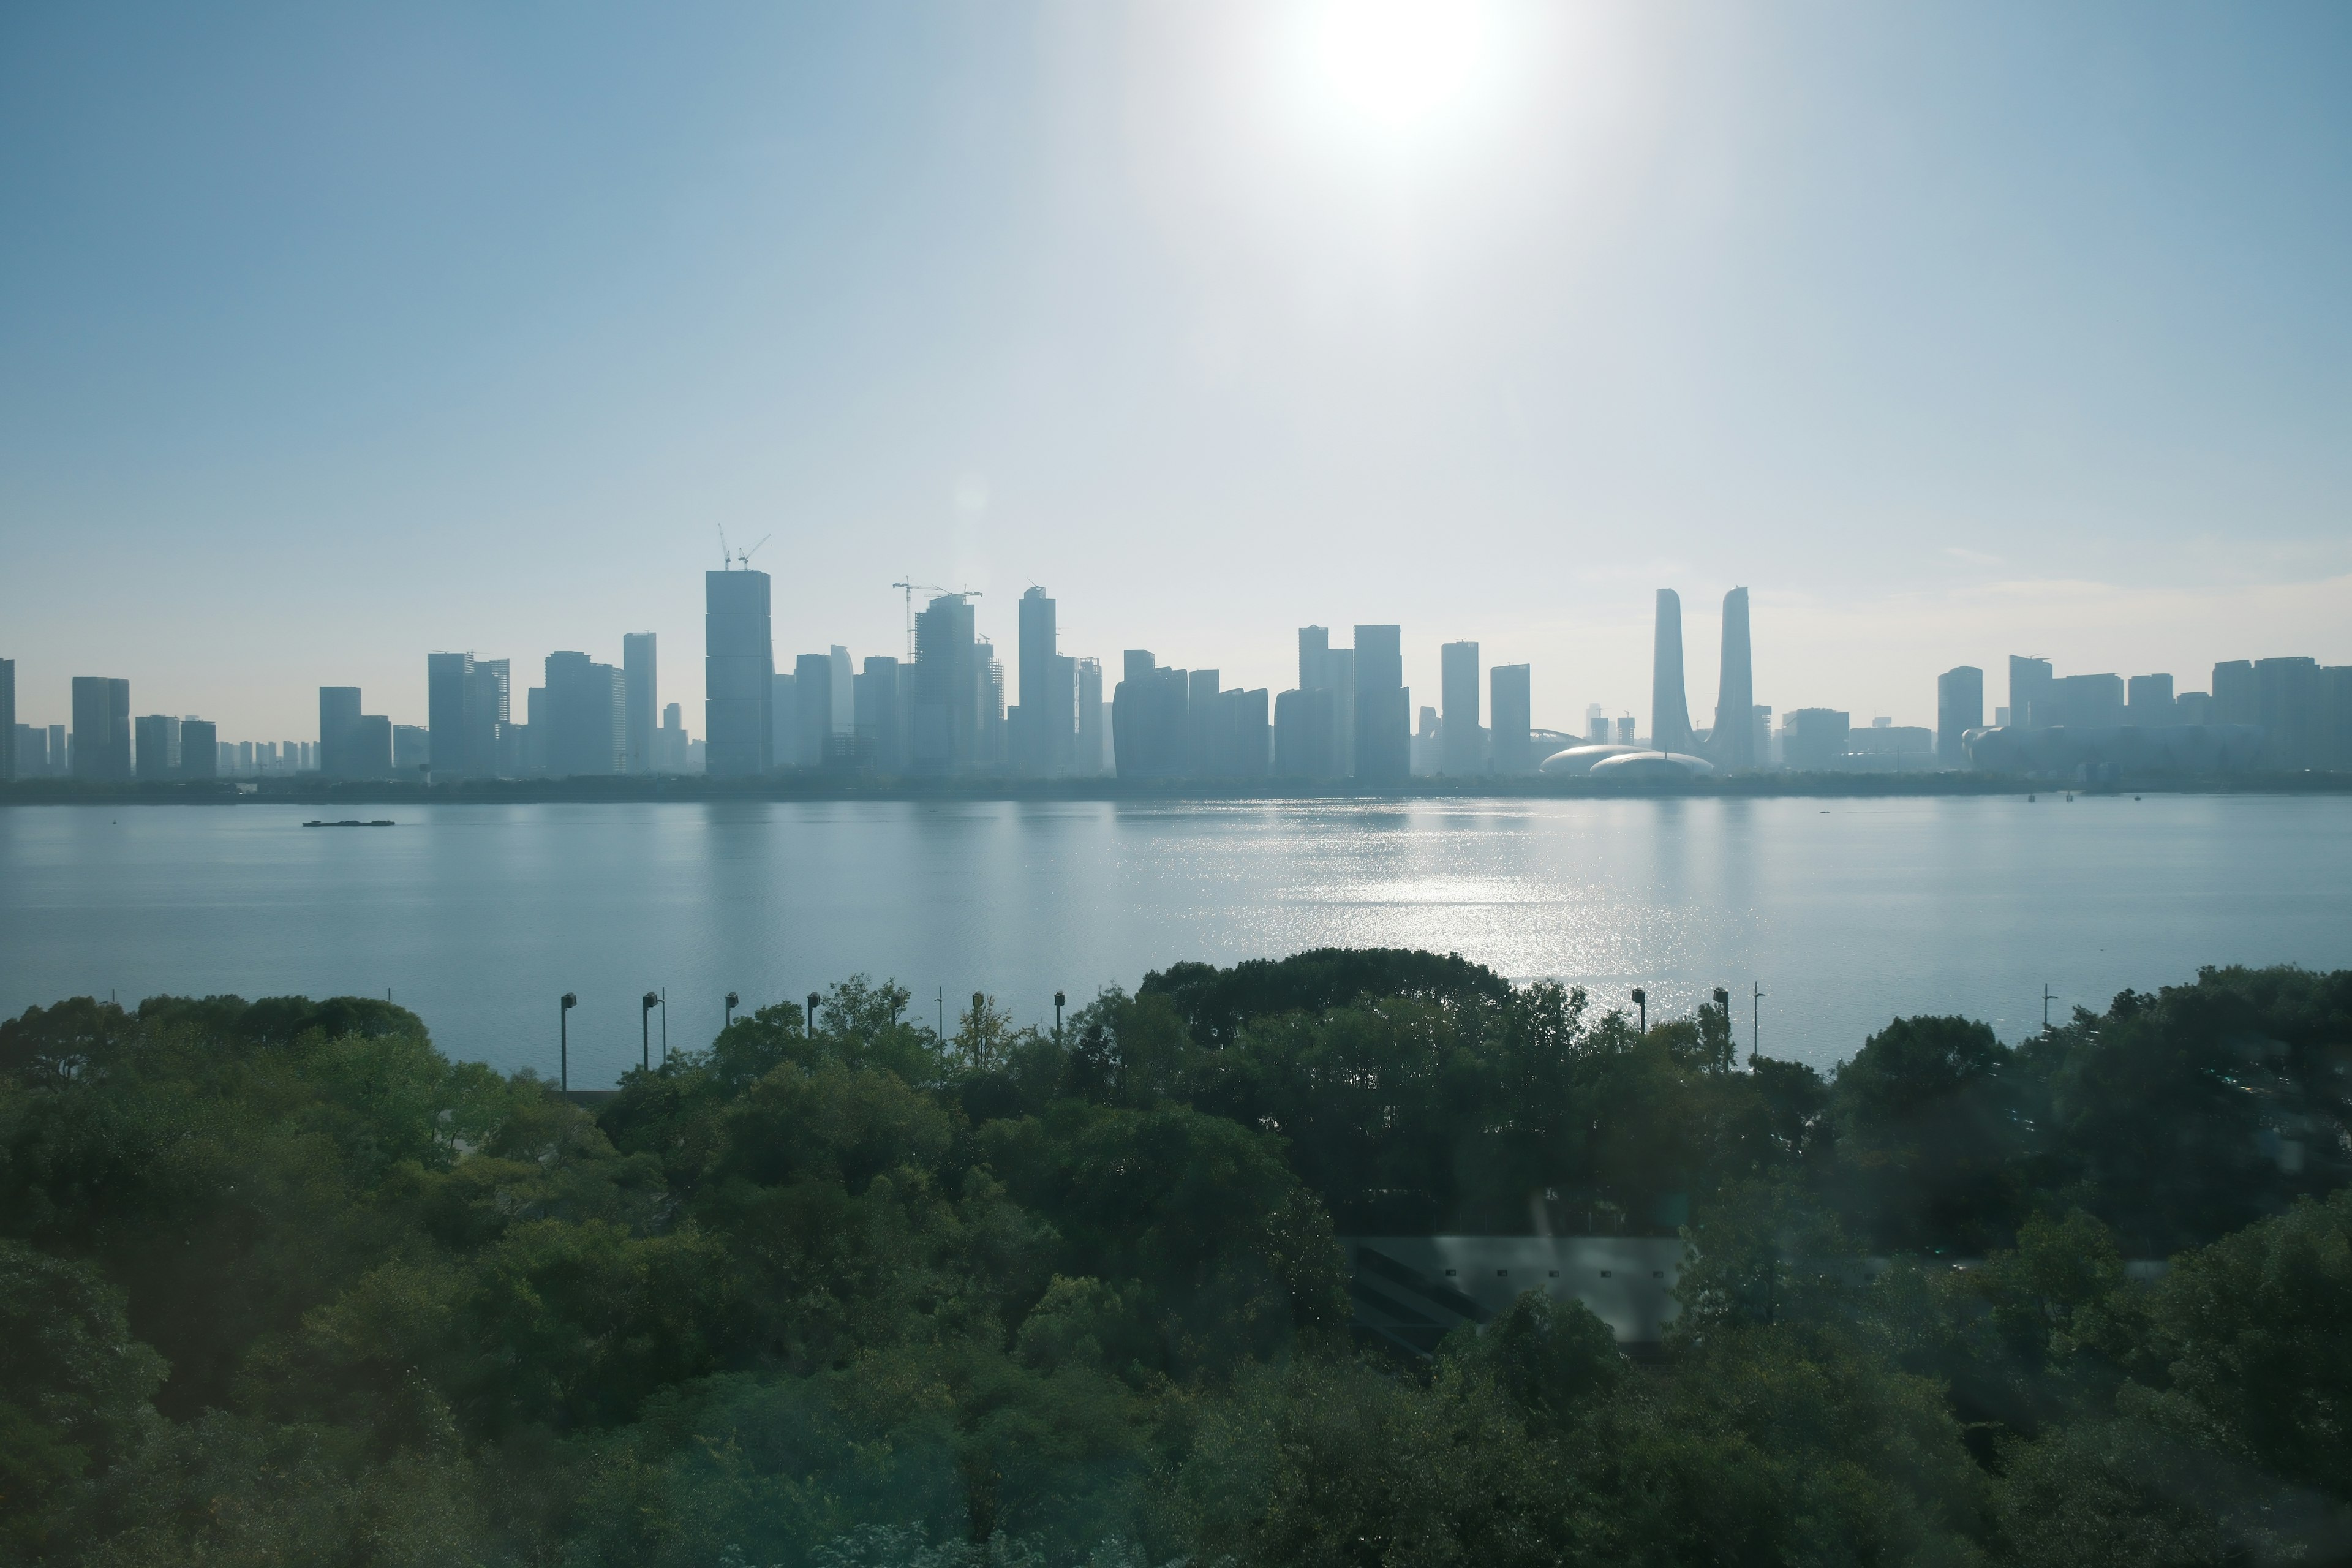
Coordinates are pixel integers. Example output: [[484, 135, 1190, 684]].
[[6, 2, 2351, 739]]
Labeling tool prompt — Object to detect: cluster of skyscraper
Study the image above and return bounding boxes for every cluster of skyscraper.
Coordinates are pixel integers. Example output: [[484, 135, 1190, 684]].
[[409, 639, 691, 783], [7, 576, 2348, 785], [702, 572, 1109, 779], [1937, 654, 2352, 774], [1, 666, 314, 783]]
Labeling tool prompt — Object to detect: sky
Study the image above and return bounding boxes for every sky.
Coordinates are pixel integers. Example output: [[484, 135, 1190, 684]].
[[4, 1, 2350, 741]]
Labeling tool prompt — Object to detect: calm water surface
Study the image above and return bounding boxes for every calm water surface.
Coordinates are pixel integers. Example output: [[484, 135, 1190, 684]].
[[2, 796, 2346, 1085]]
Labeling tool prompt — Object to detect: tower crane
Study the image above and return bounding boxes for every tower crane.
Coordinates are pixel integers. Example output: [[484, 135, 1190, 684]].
[[889, 580, 982, 663], [717, 527, 772, 571]]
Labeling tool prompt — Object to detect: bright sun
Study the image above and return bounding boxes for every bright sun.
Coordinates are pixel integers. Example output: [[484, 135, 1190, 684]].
[[1302, 0, 1496, 144]]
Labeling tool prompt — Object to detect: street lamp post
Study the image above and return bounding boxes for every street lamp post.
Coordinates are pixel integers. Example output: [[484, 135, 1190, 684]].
[[1752, 982, 1765, 1063], [725, 991, 739, 1030], [807, 992, 820, 1035], [1054, 990, 1066, 1045], [1631, 987, 1646, 1034], [641, 992, 659, 1071], [560, 992, 576, 1092]]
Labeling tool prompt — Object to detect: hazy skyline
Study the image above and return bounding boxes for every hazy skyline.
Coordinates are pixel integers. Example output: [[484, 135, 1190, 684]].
[[5, 2, 2350, 738]]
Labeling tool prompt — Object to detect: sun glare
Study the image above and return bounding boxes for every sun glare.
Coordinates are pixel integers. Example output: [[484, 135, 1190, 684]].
[[1302, 0, 1497, 145]]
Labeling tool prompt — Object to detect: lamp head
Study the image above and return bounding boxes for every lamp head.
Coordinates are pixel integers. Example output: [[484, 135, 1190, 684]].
[[643, 992, 658, 1011], [1054, 990, 1066, 1009], [561, 992, 577, 1011], [1630, 987, 1645, 1006]]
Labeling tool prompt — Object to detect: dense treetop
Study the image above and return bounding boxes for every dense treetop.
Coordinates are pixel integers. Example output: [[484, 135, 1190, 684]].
[[1, 953, 2346, 1566]]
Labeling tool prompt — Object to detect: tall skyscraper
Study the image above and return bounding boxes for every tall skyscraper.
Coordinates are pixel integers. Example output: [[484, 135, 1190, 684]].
[[656, 701, 689, 774], [470, 659, 510, 777], [913, 595, 987, 774], [179, 720, 217, 778], [133, 715, 181, 780], [1490, 664, 1532, 774], [1299, 626, 1330, 690], [352, 715, 393, 777], [704, 568, 774, 777], [623, 633, 657, 775], [1439, 641, 1482, 774], [428, 653, 474, 777], [1936, 667, 1983, 766], [771, 671, 797, 764], [319, 686, 363, 777], [545, 652, 625, 777], [1016, 586, 1075, 775], [1273, 687, 1335, 777], [1076, 657, 1106, 775], [856, 656, 905, 773], [1711, 587, 1755, 770], [0, 657, 13, 781], [48, 725, 67, 776], [2008, 656, 2054, 730], [1186, 669, 1222, 775], [71, 677, 132, 781], [1651, 591, 1692, 758], [1352, 625, 1408, 783], [829, 647, 854, 736], [794, 652, 833, 766]]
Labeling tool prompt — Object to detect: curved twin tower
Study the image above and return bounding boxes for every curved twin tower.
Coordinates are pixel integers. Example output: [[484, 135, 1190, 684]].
[[1653, 587, 1754, 769]]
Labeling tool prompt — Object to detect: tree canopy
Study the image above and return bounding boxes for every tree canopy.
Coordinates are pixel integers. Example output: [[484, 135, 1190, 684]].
[[1, 956, 2347, 1566]]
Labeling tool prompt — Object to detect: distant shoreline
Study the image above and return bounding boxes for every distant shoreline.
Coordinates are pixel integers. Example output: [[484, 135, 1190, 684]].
[[5, 770, 2350, 806]]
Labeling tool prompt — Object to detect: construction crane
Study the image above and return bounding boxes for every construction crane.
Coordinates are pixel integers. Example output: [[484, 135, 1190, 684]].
[[717, 527, 772, 572], [889, 581, 982, 663]]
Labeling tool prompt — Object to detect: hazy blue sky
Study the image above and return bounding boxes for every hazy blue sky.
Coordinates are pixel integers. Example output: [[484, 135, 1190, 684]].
[[4, 2, 2349, 740]]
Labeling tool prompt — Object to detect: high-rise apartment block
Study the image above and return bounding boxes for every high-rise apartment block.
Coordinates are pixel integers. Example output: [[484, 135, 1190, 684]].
[[704, 568, 774, 777], [1112, 650, 1191, 778], [1936, 666, 1983, 766], [2212, 660, 2256, 728], [0, 658, 13, 782], [134, 715, 181, 780], [2125, 673, 2175, 726], [180, 720, 217, 778], [71, 677, 132, 781], [2253, 657, 2321, 771]]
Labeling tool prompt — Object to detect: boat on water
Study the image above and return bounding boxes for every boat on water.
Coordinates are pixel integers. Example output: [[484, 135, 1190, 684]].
[[302, 820, 396, 828]]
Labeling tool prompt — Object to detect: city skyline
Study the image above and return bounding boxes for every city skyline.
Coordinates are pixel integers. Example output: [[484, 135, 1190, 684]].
[[13, 555, 2346, 779], [5, 6, 2350, 741]]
